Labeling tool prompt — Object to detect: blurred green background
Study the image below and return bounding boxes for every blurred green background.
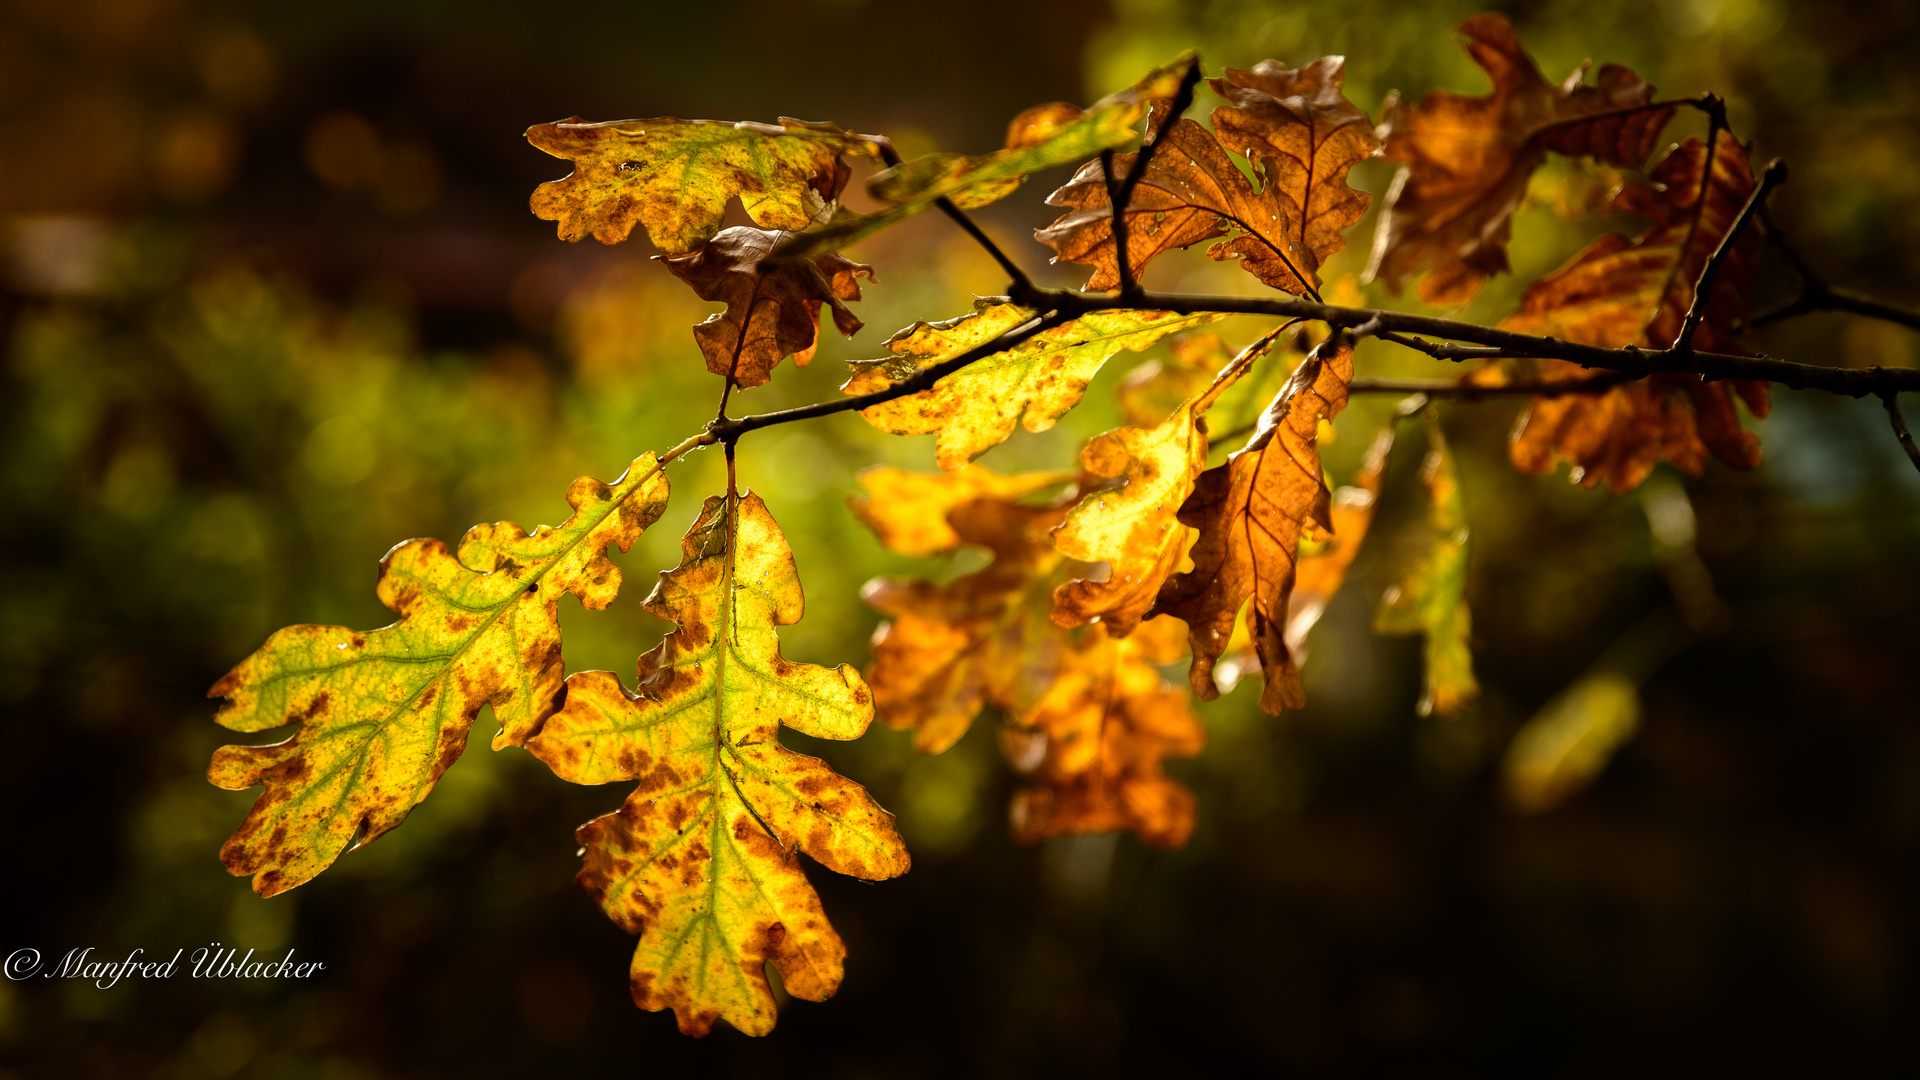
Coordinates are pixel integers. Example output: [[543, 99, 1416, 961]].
[[2, 0, 1917, 1075]]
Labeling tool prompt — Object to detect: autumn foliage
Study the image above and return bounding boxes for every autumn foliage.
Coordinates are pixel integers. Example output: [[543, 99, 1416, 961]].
[[202, 13, 1901, 1038]]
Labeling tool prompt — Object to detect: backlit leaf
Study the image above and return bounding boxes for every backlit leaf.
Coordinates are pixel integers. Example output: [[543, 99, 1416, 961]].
[[1366, 13, 1674, 303], [1038, 56, 1378, 295], [208, 455, 672, 897], [862, 491, 1069, 754], [660, 226, 872, 389], [1006, 620, 1205, 848], [1498, 130, 1770, 493], [524, 489, 908, 1037], [843, 300, 1225, 470], [848, 464, 1073, 559], [527, 116, 877, 254], [1372, 417, 1478, 717], [779, 56, 1195, 261], [1149, 334, 1354, 713], [1051, 330, 1278, 637]]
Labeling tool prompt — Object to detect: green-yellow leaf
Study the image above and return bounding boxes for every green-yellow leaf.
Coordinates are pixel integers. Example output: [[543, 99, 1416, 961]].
[[1501, 672, 1642, 812], [843, 299, 1225, 470], [526, 116, 878, 254], [207, 455, 673, 897], [777, 54, 1196, 260], [525, 490, 908, 1037], [1373, 416, 1478, 716]]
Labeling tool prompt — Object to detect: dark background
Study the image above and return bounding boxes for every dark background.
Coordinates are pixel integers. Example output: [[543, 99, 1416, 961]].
[[2, 0, 1918, 1075]]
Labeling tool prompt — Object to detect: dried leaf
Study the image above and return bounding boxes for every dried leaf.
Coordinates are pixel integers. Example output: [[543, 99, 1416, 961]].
[[525, 490, 907, 1037], [660, 226, 872, 389], [527, 116, 876, 254], [208, 455, 672, 897], [781, 56, 1196, 260], [843, 300, 1225, 470], [862, 493, 1068, 754], [1006, 623, 1205, 848], [1149, 335, 1354, 713], [1373, 417, 1478, 717], [1051, 331, 1276, 637], [848, 464, 1073, 559], [1500, 130, 1770, 492], [1038, 56, 1378, 295], [1365, 13, 1674, 303], [1502, 672, 1641, 812]]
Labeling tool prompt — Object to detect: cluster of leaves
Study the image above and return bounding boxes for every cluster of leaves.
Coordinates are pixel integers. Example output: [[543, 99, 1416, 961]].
[[208, 13, 1811, 1037]]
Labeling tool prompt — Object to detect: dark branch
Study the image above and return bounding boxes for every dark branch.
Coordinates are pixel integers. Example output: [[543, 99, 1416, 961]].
[[1878, 380, 1920, 475], [1101, 59, 1205, 301], [1675, 158, 1787, 351], [710, 308, 1071, 442], [1350, 374, 1631, 398], [1024, 287, 1920, 397], [873, 137, 1034, 293], [1748, 204, 1920, 333]]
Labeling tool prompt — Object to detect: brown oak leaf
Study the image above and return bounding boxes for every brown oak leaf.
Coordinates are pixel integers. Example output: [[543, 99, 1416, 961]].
[[1498, 130, 1770, 493], [862, 491, 1069, 754], [1149, 334, 1354, 714], [1365, 13, 1675, 304], [1037, 56, 1377, 295], [661, 226, 872, 389], [1005, 619, 1205, 849]]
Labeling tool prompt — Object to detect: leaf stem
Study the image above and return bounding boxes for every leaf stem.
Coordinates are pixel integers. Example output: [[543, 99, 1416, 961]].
[[1102, 57, 1205, 301], [873, 137, 1036, 293]]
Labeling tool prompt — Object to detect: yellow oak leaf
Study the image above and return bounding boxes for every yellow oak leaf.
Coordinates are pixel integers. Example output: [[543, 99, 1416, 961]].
[[526, 116, 878, 254], [525, 489, 908, 1037], [847, 464, 1073, 559], [208, 455, 672, 896], [843, 299, 1225, 470]]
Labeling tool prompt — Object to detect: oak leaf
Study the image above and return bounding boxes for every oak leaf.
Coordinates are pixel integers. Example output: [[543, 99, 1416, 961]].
[[843, 300, 1225, 469], [779, 55, 1195, 261], [1499, 130, 1770, 493], [660, 226, 873, 389], [527, 116, 876, 254], [1006, 619, 1205, 848], [208, 455, 672, 897], [1372, 417, 1479, 717], [1037, 56, 1378, 295], [1365, 13, 1675, 303], [1117, 330, 1230, 427], [524, 490, 908, 1037], [862, 490, 1069, 754], [1051, 330, 1277, 637], [848, 464, 1073, 559], [1149, 335, 1354, 714]]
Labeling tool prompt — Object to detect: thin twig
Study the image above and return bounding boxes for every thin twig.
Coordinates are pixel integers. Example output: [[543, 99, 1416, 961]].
[[710, 308, 1071, 441], [1877, 376, 1920, 475], [1102, 58, 1205, 301], [873, 137, 1034, 293], [1674, 159, 1788, 352], [1349, 374, 1630, 398], [1747, 204, 1920, 332]]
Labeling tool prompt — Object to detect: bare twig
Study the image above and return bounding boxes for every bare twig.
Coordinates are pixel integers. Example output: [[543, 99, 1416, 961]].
[[1349, 374, 1629, 398], [873, 138, 1034, 294], [1749, 205, 1920, 333], [1101, 59, 1205, 301], [1877, 379, 1920, 475], [709, 308, 1071, 442], [1675, 159, 1788, 352]]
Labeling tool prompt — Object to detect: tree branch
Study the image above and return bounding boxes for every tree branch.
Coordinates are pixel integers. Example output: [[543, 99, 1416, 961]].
[[1748, 204, 1920, 333], [1100, 58, 1205, 301], [1675, 158, 1787, 352], [1350, 374, 1630, 398], [873, 137, 1034, 294], [1878, 382, 1920, 476], [709, 308, 1071, 442]]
